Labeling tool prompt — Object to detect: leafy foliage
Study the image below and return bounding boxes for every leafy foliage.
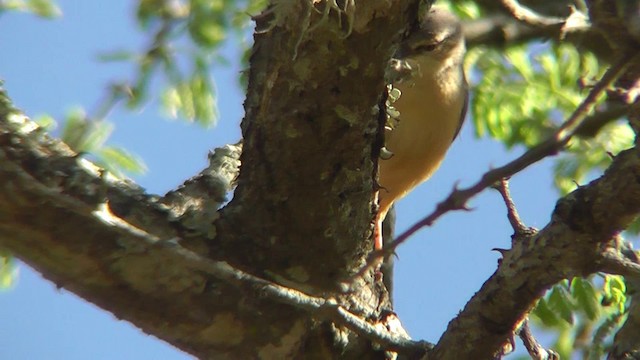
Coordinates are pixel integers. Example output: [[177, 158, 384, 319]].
[[469, 42, 633, 194], [4, 0, 267, 174], [160, 57, 217, 125], [470, 44, 603, 148], [465, 8, 635, 358], [1, 0, 266, 297], [36, 109, 146, 178], [0, 0, 61, 18], [531, 276, 628, 358], [0, 251, 17, 289], [554, 121, 633, 194], [444, 0, 482, 20], [106, 0, 267, 126]]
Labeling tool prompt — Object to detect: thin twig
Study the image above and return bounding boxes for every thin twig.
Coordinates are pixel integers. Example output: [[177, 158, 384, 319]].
[[599, 247, 640, 277], [352, 52, 637, 279], [492, 178, 529, 235], [575, 103, 629, 138], [89, 18, 175, 122], [517, 319, 559, 360], [501, 0, 565, 27], [588, 311, 625, 359]]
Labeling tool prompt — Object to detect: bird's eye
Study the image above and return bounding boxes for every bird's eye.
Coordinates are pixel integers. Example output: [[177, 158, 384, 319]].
[[414, 43, 438, 52]]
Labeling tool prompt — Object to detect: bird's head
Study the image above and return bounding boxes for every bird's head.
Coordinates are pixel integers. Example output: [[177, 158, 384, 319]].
[[395, 7, 465, 74]]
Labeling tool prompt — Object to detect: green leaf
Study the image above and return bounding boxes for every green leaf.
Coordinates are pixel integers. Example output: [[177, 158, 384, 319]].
[[505, 47, 534, 81], [136, 0, 165, 28], [0, 252, 17, 289], [58, 109, 144, 177], [190, 72, 217, 126], [189, 16, 227, 48], [127, 55, 155, 108], [79, 121, 113, 153], [554, 122, 632, 194], [2, 0, 62, 18], [98, 146, 147, 176], [61, 109, 113, 154], [548, 286, 575, 325], [626, 217, 640, 235], [60, 108, 90, 150], [26, 0, 61, 18], [161, 70, 217, 127], [33, 113, 57, 131], [532, 297, 562, 327], [246, 0, 268, 14], [96, 50, 137, 63], [571, 277, 601, 321], [161, 86, 183, 119], [178, 81, 195, 120], [603, 275, 627, 313], [451, 1, 481, 19], [554, 327, 574, 360]]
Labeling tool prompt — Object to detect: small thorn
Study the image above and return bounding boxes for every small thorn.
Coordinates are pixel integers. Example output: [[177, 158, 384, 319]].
[[492, 248, 509, 256]]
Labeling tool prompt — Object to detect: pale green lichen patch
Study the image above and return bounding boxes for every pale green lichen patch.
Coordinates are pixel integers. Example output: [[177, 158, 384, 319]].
[[292, 57, 313, 82], [334, 104, 358, 126], [284, 122, 301, 138], [258, 320, 307, 360], [338, 55, 359, 76], [286, 265, 310, 282], [201, 312, 245, 346]]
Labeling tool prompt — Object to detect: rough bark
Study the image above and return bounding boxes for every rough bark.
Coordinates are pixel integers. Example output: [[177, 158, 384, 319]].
[[432, 145, 640, 358], [0, 1, 421, 359], [1, 0, 640, 359]]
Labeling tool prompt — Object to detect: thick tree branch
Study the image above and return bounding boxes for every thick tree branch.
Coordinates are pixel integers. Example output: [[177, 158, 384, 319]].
[[0, 111, 218, 357], [463, 2, 613, 60], [214, 0, 421, 294], [0, 92, 417, 359], [160, 142, 242, 236], [431, 144, 640, 359], [0, 1, 424, 358], [427, 13, 640, 353]]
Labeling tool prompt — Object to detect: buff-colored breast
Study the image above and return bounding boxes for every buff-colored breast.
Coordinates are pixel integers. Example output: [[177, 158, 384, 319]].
[[378, 66, 466, 220]]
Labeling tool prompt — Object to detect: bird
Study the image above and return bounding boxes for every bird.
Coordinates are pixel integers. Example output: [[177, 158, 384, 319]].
[[375, 7, 468, 251]]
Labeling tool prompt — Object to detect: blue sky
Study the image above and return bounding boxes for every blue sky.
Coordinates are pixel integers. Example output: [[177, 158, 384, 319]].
[[0, 2, 560, 358]]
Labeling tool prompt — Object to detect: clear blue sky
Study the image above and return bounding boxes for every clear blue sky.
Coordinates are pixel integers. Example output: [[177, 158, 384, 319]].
[[0, 2, 560, 358]]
